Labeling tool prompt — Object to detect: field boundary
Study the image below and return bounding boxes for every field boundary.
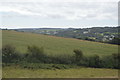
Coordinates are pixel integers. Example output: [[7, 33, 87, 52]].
[[1, 78, 119, 80]]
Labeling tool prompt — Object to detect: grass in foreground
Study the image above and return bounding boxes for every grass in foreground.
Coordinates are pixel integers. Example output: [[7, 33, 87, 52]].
[[3, 66, 118, 78]]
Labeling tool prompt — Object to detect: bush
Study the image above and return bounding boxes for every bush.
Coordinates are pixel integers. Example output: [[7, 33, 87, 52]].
[[73, 49, 83, 64], [2, 44, 21, 64], [25, 45, 46, 63], [50, 54, 74, 64], [88, 55, 101, 68], [112, 53, 120, 69], [2, 44, 119, 69], [78, 56, 89, 66], [100, 53, 120, 69]]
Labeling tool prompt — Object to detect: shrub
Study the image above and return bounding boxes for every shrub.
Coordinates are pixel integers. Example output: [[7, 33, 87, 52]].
[[100, 53, 120, 69], [2, 44, 21, 64], [88, 55, 101, 68], [100, 55, 114, 68], [50, 54, 74, 64], [78, 56, 89, 66], [112, 53, 120, 69], [2, 44, 119, 69], [26, 45, 46, 63], [73, 49, 83, 64]]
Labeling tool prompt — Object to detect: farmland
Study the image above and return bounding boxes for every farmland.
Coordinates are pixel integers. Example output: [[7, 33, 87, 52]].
[[3, 66, 118, 78], [2, 30, 119, 78], [2, 30, 118, 57]]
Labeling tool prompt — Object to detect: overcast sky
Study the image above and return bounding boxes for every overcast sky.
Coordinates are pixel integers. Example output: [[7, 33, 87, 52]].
[[0, 0, 119, 29]]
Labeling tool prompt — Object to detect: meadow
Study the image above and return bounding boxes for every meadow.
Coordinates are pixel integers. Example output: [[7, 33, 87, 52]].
[[2, 30, 119, 78], [2, 30, 118, 57], [3, 66, 118, 78]]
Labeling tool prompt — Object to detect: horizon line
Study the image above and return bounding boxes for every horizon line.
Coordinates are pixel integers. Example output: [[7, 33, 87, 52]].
[[0, 26, 119, 29]]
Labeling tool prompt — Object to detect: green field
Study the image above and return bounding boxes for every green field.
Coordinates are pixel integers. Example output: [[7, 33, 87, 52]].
[[2, 30, 118, 57], [3, 66, 118, 78], [2, 30, 119, 78]]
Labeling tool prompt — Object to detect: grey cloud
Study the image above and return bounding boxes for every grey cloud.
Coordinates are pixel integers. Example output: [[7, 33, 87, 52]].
[[0, 1, 118, 20]]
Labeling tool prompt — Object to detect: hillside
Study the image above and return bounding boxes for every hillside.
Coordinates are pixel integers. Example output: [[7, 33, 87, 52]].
[[14, 27, 119, 43], [2, 30, 118, 57]]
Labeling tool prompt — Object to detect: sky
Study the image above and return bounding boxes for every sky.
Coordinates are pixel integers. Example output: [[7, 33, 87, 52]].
[[0, 0, 119, 29]]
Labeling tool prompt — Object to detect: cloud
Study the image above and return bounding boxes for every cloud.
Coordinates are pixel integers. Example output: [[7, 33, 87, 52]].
[[0, 1, 118, 21], [0, 0, 119, 2]]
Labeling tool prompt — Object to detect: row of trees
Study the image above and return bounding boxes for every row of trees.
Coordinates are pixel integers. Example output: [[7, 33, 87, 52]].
[[2, 45, 120, 69]]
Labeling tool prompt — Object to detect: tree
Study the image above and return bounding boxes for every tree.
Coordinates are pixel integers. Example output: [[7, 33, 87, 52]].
[[73, 49, 83, 65]]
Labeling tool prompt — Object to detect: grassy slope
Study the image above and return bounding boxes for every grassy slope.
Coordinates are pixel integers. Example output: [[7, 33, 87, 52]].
[[2, 30, 119, 78], [3, 66, 118, 78], [2, 30, 118, 56]]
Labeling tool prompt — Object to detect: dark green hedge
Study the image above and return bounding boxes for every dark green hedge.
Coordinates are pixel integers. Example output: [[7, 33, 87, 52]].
[[2, 45, 120, 69]]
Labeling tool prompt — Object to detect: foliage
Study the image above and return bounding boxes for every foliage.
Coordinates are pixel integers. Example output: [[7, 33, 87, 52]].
[[88, 55, 101, 68], [25, 45, 46, 63], [2, 45, 21, 64], [2, 45, 120, 69], [100, 53, 120, 69], [73, 49, 83, 65]]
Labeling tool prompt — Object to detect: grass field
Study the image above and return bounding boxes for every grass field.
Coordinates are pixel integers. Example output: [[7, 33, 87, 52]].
[[2, 30, 119, 78], [3, 66, 118, 78], [2, 30, 118, 57]]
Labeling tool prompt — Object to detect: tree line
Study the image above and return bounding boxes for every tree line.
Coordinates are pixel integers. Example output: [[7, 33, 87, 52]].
[[2, 44, 120, 69]]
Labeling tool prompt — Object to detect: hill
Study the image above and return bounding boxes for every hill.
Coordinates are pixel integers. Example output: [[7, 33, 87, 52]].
[[14, 27, 119, 43], [2, 30, 119, 78], [2, 30, 118, 57]]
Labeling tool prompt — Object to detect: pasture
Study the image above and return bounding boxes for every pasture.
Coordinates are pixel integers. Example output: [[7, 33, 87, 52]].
[[2, 30, 119, 78], [3, 66, 118, 78], [2, 30, 118, 57]]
